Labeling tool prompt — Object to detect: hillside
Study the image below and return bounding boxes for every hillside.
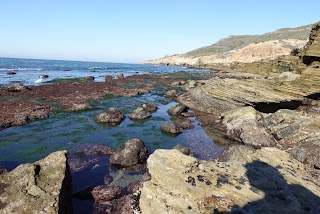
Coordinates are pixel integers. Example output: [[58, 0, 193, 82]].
[[145, 24, 313, 66]]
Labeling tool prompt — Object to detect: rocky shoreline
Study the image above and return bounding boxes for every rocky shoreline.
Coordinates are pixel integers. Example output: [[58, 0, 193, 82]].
[[1, 23, 320, 214]]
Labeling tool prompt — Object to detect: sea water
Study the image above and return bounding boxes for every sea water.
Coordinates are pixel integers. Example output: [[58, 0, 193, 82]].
[[0, 57, 205, 86]]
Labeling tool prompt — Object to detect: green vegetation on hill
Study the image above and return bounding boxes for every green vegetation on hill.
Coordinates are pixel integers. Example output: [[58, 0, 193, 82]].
[[185, 24, 312, 57]]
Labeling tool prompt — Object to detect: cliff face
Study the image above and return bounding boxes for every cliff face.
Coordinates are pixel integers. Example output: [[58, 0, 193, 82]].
[[145, 24, 313, 66]]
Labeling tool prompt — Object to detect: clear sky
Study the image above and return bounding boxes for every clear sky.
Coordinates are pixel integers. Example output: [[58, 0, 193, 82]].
[[0, 0, 319, 63]]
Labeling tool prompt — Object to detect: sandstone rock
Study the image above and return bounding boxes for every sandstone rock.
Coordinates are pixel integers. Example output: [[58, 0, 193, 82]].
[[141, 103, 158, 112], [95, 108, 125, 124], [173, 144, 193, 156], [171, 81, 181, 86], [129, 107, 151, 120], [221, 106, 276, 148], [160, 122, 183, 134], [167, 103, 188, 116], [109, 139, 149, 168], [301, 22, 320, 65], [0, 151, 72, 213], [140, 148, 320, 214], [279, 71, 301, 82], [165, 90, 180, 99]]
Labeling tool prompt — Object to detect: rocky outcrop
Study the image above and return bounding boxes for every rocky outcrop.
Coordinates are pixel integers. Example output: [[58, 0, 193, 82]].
[[140, 148, 320, 214], [109, 139, 149, 168], [219, 106, 320, 168], [0, 151, 72, 214], [95, 107, 125, 124], [178, 67, 320, 115]]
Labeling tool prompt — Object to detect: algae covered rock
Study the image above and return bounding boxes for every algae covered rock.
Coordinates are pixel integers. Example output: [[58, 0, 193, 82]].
[[95, 107, 125, 124], [0, 150, 72, 214], [109, 138, 149, 168]]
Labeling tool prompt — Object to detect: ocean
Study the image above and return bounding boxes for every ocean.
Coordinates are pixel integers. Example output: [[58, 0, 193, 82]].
[[0, 57, 205, 86]]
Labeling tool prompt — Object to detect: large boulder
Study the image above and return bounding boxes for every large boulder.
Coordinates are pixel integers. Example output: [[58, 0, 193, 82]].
[[221, 106, 276, 148], [109, 139, 149, 168], [95, 108, 125, 124], [0, 151, 72, 214], [129, 107, 151, 120], [167, 103, 188, 116], [140, 148, 320, 214]]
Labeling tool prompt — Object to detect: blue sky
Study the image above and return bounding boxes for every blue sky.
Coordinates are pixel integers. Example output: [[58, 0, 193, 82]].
[[0, 0, 319, 63]]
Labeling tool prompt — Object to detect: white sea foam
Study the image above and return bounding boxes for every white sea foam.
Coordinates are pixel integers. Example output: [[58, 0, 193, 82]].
[[0, 68, 43, 71]]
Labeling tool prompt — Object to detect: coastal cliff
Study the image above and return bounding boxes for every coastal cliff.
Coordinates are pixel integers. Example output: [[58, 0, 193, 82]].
[[145, 24, 311, 67]]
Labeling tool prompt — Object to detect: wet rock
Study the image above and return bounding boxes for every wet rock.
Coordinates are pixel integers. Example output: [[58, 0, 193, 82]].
[[141, 103, 158, 112], [7, 72, 16, 75], [140, 148, 320, 214], [92, 185, 122, 203], [129, 107, 151, 120], [95, 108, 125, 124], [86, 76, 95, 81], [167, 103, 188, 116], [40, 74, 49, 78], [173, 117, 194, 130], [173, 144, 193, 156], [117, 73, 124, 79], [165, 90, 180, 99], [160, 122, 183, 134], [221, 106, 276, 148], [7, 83, 28, 92], [68, 156, 101, 173], [109, 139, 149, 168], [0, 151, 72, 213], [0, 166, 7, 175], [279, 72, 301, 82]]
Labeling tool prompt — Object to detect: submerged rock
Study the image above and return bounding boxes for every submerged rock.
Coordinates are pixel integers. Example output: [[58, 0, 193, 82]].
[[109, 138, 149, 168], [95, 107, 125, 124], [140, 148, 320, 214], [92, 185, 122, 203], [167, 103, 188, 116], [0, 151, 72, 213], [74, 144, 115, 157], [160, 122, 183, 134], [129, 107, 151, 120]]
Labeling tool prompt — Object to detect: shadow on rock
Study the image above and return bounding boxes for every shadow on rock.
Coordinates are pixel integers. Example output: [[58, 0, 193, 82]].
[[216, 161, 320, 214]]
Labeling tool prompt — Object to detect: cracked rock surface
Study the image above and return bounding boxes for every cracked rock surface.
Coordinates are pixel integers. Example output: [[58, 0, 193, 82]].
[[0, 151, 72, 214]]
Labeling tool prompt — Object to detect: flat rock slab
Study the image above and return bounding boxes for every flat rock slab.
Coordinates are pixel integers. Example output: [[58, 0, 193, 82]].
[[140, 148, 320, 214], [0, 151, 72, 214]]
